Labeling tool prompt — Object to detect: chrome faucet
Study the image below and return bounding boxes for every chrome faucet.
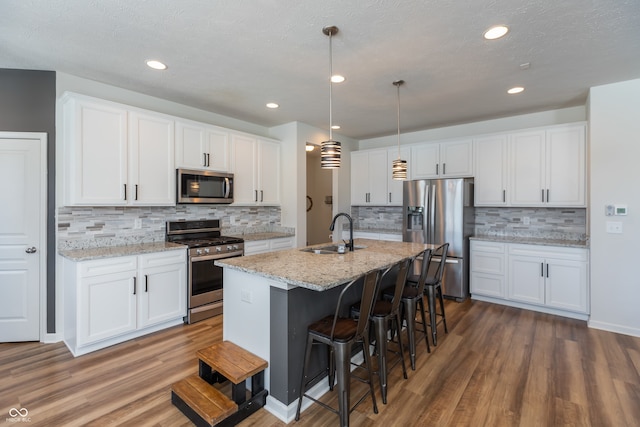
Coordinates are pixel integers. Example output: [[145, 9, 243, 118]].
[[329, 212, 354, 251]]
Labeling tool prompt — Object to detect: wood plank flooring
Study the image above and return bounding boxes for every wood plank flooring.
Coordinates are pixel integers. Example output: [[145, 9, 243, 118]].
[[2, 299, 639, 426]]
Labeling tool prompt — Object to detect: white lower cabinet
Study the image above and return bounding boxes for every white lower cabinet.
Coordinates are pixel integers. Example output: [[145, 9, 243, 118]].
[[244, 236, 295, 255], [470, 240, 589, 318], [64, 249, 186, 356]]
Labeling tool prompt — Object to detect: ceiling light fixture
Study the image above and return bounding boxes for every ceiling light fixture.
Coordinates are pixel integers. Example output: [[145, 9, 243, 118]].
[[331, 125, 341, 130], [266, 102, 279, 109], [392, 80, 407, 180], [146, 60, 167, 70], [507, 86, 525, 94], [484, 25, 509, 40], [331, 75, 345, 83], [320, 25, 341, 169], [305, 143, 316, 152]]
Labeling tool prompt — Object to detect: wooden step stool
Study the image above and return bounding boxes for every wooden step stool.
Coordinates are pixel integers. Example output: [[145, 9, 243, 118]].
[[171, 341, 268, 427]]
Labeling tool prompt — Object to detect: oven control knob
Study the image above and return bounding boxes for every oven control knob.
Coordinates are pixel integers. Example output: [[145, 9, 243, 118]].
[[232, 245, 239, 250], [226, 245, 233, 251], [196, 249, 203, 255], [204, 247, 210, 254], [216, 247, 222, 252]]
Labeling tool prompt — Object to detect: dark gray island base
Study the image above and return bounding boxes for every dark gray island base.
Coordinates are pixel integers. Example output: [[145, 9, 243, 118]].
[[216, 239, 432, 423]]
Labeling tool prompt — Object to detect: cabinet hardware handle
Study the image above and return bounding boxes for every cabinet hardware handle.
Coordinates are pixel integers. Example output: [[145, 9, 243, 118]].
[[203, 153, 207, 167], [443, 163, 446, 175], [255, 190, 258, 202], [541, 189, 545, 202], [436, 163, 439, 175], [389, 192, 392, 203], [145, 274, 148, 292], [133, 276, 137, 295], [135, 184, 138, 201], [207, 153, 211, 167], [546, 264, 549, 278], [540, 263, 544, 277], [260, 190, 263, 202], [546, 189, 549, 203], [124, 184, 127, 201], [503, 189, 506, 203]]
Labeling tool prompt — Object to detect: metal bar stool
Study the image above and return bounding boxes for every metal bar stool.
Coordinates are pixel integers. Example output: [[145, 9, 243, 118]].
[[295, 269, 381, 427], [350, 258, 411, 404], [386, 248, 433, 370], [408, 243, 449, 346]]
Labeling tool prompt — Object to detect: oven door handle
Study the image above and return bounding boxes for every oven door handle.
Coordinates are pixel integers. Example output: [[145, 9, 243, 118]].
[[192, 250, 244, 262], [224, 177, 230, 199]]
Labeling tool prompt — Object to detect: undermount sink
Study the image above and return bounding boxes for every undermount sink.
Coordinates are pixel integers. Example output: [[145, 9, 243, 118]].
[[300, 244, 366, 254]]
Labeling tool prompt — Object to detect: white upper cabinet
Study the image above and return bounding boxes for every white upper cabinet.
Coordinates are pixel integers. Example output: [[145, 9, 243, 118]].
[[474, 123, 586, 207], [230, 133, 280, 205], [129, 111, 175, 205], [509, 124, 585, 207], [351, 148, 407, 206], [62, 92, 175, 206], [175, 120, 229, 171], [473, 134, 508, 206], [63, 94, 129, 205], [411, 139, 473, 179]]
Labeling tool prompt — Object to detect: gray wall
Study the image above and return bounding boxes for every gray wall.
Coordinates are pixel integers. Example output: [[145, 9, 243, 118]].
[[0, 68, 56, 333]]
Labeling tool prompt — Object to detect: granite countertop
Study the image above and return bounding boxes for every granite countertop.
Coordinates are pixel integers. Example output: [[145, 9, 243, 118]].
[[215, 238, 433, 291], [59, 242, 186, 261], [352, 228, 401, 235], [470, 235, 589, 249], [232, 232, 295, 241]]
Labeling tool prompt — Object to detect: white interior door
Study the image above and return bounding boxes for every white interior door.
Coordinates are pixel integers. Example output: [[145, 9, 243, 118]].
[[0, 133, 46, 342]]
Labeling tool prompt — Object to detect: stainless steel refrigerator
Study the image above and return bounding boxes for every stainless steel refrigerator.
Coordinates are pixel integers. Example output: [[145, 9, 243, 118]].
[[403, 178, 475, 301]]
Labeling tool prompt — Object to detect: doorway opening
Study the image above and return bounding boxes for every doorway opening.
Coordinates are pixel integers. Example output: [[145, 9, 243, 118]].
[[306, 144, 333, 245]]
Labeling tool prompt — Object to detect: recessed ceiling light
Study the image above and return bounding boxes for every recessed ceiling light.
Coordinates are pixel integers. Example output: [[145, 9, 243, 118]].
[[305, 143, 316, 152], [331, 75, 345, 83], [484, 25, 509, 40], [507, 86, 525, 94], [266, 102, 279, 109], [331, 125, 341, 130], [146, 60, 167, 70]]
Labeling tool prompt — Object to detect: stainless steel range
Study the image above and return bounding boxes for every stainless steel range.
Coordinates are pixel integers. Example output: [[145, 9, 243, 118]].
[[166, 219, 244, 323]]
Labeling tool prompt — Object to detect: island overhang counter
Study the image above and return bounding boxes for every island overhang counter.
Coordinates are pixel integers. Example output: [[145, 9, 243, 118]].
[[215, 238, 432, 423]]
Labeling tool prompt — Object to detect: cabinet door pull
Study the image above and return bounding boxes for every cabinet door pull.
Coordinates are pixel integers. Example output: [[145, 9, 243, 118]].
[[503, 189, 506, 203], [145, 274, 148, 292], [389, 192, 392, 203], [541, 189, 545, 202], [540, 263, 544, 277], [203, 153, 207, 167], [207, 153, 211, 167], [133, 276, 137, 295], [135, 184, 138, 201], [255, 190, 258, 202], [546, 189, 549, 203], [443, 163, 446, 175], [546, 264, 549, 278], [260, 190, 263, 202], [436, 163, 439, 175], [124, 184, 127, 201]]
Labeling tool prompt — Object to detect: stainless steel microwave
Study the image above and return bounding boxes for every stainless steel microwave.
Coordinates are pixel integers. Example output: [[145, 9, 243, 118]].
[[177, 169, 234, 204]]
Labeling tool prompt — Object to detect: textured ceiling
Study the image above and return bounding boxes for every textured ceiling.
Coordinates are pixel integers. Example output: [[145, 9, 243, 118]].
[[1, 0, 639, 140]]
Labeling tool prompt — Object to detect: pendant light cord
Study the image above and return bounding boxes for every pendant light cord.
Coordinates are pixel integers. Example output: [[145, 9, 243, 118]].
[[329, 31, 334, 141], [396, 82, 401, 158]]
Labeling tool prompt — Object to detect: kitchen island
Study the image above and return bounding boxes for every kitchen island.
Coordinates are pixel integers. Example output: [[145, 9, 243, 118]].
[[215, 238, 431, 423]]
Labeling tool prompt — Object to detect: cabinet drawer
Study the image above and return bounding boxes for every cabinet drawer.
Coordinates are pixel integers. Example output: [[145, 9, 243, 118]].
[[470, 240, 505, 254], [270, 237, 294, 251], [508, 244, 588, 261], [244, 240, 271, 255], [80, 256, 137, 277], [139, 249, 186, 268]]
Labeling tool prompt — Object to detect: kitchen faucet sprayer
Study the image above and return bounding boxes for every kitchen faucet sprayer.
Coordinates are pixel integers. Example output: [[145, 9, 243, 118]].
[[329, 212, 354, 251]]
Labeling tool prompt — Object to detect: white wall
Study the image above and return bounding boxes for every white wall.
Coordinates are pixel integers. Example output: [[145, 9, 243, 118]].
[[588, 79, 640, 337], [359, 106, 586, 149]]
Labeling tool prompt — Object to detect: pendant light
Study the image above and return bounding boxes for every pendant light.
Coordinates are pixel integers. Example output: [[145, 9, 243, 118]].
[[392, 80, 407, 180], [321, 26, 341, 169]]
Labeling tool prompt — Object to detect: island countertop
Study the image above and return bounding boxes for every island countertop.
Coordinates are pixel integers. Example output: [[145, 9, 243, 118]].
[[215, 238, 432, 291]]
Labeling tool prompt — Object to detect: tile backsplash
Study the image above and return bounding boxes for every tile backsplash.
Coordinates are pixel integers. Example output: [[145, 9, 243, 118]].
[[351, 206, 587, 241], [57, 205, 290, 250]]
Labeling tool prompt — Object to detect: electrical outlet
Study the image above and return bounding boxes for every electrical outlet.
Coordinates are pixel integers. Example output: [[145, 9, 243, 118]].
[[134, 218, 142, 229], [523, 216, 530, 225], [606, 221, 623, 234], [241, 290, 252, 303]]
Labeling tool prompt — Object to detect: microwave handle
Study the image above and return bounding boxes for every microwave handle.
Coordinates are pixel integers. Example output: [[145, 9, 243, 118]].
[[224, 177, 230, 198]]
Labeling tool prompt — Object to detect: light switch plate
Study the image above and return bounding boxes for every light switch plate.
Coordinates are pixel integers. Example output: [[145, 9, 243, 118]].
[[606, 221, 623, 234]]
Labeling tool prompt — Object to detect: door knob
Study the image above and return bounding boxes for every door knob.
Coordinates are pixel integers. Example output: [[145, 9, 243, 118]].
[[25, 247, 37, 254]]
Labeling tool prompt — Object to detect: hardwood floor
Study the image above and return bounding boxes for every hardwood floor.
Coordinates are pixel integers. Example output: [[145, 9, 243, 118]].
[[2, 299, 639, 426]]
